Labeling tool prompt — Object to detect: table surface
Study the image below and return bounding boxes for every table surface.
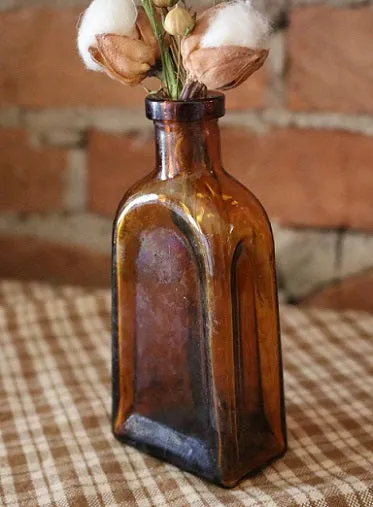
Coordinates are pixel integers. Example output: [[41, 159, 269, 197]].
[[0, 280, 372, 507]]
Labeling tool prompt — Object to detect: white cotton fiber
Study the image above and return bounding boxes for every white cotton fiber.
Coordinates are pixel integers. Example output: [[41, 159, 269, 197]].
[[77, 0, 138, 71], [200, 0, 271, 49]]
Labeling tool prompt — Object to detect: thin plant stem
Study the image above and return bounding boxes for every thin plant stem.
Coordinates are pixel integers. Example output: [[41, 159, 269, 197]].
[[176, 36, 182, 92], [141, 0, 179, 98]]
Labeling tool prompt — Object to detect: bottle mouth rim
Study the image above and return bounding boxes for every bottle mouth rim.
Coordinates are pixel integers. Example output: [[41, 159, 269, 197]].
[[145, 92, 225, 122]]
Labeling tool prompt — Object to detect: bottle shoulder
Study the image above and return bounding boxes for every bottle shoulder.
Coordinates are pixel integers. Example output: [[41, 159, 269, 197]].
[[219, 169, 272, 230], [114, 170, 156, 224], [113, 170, 274, 246]]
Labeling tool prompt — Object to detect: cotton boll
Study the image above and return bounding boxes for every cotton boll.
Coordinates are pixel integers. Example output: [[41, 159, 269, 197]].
[[78, 0, 138, 71], [200, 0, 271, 49]]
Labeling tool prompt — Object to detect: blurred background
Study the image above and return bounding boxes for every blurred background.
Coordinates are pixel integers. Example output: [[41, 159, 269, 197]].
[[0, 0, 372, 311]]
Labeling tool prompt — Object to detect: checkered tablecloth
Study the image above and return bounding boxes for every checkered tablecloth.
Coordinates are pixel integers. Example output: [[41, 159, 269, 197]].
[[0, 280, 372, 507]]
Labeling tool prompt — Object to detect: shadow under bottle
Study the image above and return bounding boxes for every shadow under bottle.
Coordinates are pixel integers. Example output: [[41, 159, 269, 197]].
[[112, 93, 287, 487]]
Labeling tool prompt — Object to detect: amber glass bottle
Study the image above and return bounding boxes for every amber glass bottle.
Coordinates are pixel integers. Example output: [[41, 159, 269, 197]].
[[112, 93, 286, 487]]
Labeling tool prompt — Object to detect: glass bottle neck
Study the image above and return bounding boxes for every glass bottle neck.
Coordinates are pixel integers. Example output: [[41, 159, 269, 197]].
[[154, 119, 222, 180]]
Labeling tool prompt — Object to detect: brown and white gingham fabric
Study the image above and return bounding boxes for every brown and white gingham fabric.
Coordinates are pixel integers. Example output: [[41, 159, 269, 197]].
[[1, 280, 372, 507]]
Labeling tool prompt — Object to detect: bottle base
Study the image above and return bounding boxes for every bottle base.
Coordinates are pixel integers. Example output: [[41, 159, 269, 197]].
[[113, 413, 286, 488]]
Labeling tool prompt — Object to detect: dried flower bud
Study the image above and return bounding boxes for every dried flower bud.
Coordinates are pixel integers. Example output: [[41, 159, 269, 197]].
[[164, 5, 195, 37], [87, 8, 160, 86], [152, 0, 177, 8], [181, 1, 269, 90]]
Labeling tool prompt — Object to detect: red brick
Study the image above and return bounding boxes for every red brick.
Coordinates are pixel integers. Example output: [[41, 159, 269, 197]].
[[0, 235, 110, 287], [287, 7, 373, 114], [223, 128, 336, 228], [88, 131, 154, 216], [225, 68, 266, 110], [223, 127, 373, 230], [88, 127, 373, 230], [302, 271, 373, 312], [0, 7, 152, 108], [0, 129, 66, 212], [346, 161, 373, 231]]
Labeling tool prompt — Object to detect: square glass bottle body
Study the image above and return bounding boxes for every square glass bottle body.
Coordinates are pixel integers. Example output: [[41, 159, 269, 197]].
[[112, 95, 286, 487]]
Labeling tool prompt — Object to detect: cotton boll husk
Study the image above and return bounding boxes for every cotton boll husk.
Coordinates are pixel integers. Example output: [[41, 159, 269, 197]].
[[78, 0, 138, 71], [185, 0, 217, 10], [90, 34, 155, 85], [183, 45, 268, 90], [200, 0, 271, 49], [86, 9, 159, 86]]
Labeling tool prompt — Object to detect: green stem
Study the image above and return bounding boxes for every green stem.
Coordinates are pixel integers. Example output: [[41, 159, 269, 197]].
[[176, 36, 181, 91], [141, 0, 179, 99]]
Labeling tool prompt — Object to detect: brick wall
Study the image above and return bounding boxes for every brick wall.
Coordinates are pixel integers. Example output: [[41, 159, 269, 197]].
[[1, 0, 373, 310]]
